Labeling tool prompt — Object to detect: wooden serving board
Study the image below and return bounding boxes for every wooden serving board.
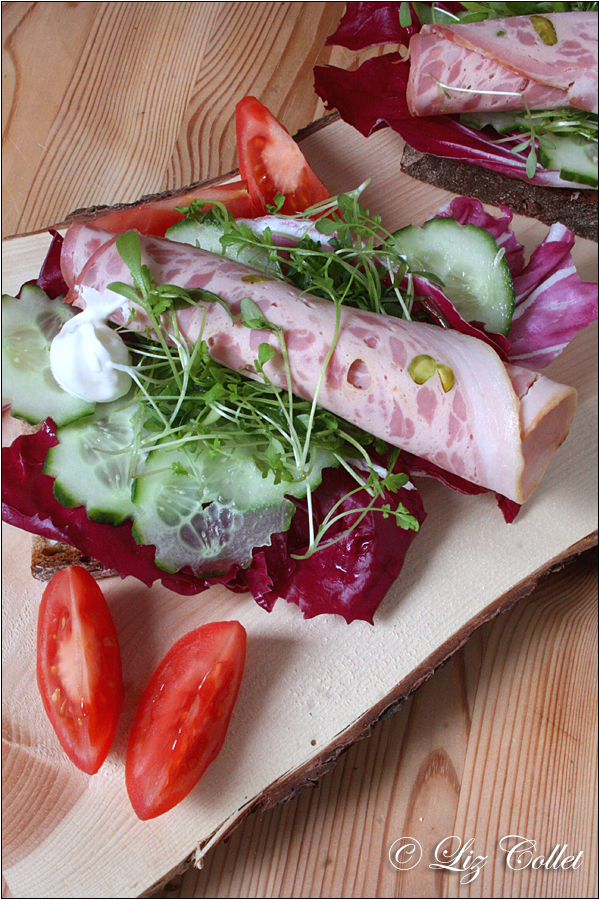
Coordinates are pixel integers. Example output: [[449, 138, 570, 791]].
[[2, 120, 598, 899]]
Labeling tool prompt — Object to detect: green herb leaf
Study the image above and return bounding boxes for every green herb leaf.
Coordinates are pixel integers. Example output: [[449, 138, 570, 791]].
[[256, 342, 276, 372], [526, 142, 538, 178], [108, 281, 141, 305], [115, 232, 145, 294], [399, 1, 413, 27], [315, 217, 338, 236], [267, 194, 286, 214], [240, 296, 271, 330]]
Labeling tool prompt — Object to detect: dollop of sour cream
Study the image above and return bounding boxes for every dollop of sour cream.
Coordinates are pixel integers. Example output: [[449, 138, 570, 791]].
[[50, 286, 133, 402]]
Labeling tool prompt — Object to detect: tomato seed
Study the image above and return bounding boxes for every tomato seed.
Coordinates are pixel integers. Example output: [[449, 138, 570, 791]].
[[59, 700, 67, 716], [52, 688, 61, 703]]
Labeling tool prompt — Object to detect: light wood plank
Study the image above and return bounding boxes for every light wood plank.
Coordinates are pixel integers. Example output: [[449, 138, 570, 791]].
[[2, 1, 378, 237], [150, 552, 597, 899]]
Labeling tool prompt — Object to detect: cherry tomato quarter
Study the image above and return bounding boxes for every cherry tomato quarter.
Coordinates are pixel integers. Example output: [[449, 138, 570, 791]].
[[125, 620, 247, 820], [236, 96, 330, 215], [36, 566, 123, 775]]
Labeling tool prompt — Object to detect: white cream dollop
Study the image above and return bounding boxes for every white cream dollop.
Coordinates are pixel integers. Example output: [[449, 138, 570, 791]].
[[50, 286, 133, 402]]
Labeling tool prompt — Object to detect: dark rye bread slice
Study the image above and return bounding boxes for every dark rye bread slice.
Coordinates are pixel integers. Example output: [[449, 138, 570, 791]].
[[31, 535, 118, 582], [400, 144, 599, 242]]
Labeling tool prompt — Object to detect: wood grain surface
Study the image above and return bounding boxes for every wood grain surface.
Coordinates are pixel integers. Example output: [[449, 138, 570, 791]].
[[149, 550, 598, 900], [2, 4, 598, 898], [2, 1, 381, 236]]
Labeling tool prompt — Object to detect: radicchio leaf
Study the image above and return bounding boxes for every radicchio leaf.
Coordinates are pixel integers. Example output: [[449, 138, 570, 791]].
[[2, 423, 425, 623], [507, 224, 599, 368], [255, 466, 427, 624], [325, 1, 419, 49], [398, 450, 520, 524], [430, 197, 597, 368], [35, 231, 70, 299]]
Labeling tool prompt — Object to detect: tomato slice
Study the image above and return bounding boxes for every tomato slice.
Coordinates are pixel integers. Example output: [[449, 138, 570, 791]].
[[36, 566, 123, 775], [236, 96, 330, 215], [88, 180, 256, 236], [125, 620, 247, 820]]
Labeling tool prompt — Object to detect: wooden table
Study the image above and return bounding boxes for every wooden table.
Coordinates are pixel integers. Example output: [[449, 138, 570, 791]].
[[2, 4, 597, 898]]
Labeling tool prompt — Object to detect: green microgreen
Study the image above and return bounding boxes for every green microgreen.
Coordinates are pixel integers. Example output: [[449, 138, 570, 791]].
[[183, 181, 418, 321], [108, 231, 420, 557], [399, 1, 413, 26]]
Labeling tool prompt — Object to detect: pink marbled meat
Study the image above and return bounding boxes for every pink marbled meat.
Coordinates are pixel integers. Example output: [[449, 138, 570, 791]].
[[64, 226, 577, 504], [407, 12, 598, 117], [61, 224, 116, 288]]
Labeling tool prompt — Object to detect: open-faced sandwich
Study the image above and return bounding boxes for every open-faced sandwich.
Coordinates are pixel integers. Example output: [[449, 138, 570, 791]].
[[3, 97, 597, 628], [314, 1, 599, 239]]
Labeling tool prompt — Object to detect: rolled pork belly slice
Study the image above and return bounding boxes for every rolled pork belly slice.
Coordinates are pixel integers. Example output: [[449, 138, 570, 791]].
[[407, 12, 599, 117], [64, 226, 577, 505]]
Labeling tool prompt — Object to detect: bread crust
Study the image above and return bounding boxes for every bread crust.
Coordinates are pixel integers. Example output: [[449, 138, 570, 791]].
[[31, 535, 118, 582]]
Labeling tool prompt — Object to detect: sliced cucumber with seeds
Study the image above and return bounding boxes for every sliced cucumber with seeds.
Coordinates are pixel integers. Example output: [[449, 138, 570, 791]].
[[386, 218, 515, 336], [44, 397, 140, 525], [2, 285, 95, 426], [166, 218, 275, 271], [44, 384, 336, 574], [132, 447, 294, 576], [538, 134, 598, 188], [132, 444, 333, 576]]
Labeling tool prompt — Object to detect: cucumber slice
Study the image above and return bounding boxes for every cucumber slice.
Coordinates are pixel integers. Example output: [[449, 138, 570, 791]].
[[538, 134, 598, 188], [166, 218, 274, 271], [460, 110, 527, 135], [2, 285, 95, 425], [44, 382, 335, 573], [132, 447, 294, 575], [387, 218, 515, 336], [132, 444, 332, 576], [44, 398, 140, 525]]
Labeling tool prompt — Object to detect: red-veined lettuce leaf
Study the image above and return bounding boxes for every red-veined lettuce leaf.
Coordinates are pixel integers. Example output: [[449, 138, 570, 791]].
[[324, 1, 420, 48], [508, 222, 599, 368], [1, 421, 425, 623]]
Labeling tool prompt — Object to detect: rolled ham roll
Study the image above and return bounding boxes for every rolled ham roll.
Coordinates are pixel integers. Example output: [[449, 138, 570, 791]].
[[63, 224, 577, 505], [407, 12, 598, 117]]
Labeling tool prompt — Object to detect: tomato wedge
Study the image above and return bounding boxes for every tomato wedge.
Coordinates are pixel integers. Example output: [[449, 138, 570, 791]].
[[236, 96, 330, 215], [88, 180, 256, 236], [36, 566, 123, 775], [125, 620, 247, 820]]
